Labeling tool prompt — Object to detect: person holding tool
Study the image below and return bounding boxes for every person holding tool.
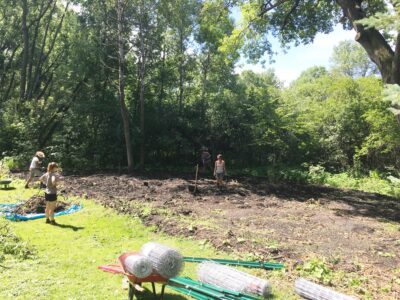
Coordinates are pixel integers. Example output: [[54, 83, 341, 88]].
[[201, 147, 212, 173], [25, 151, 45, 188], [39, 162, 61, 225]]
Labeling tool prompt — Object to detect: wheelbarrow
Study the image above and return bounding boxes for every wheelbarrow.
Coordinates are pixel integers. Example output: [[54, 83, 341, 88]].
[[99, 252, 167, 300], [0, 179, 12, 189]]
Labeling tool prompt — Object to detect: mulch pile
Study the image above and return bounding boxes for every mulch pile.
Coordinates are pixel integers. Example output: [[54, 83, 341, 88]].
[[13, 195, 70, 215]]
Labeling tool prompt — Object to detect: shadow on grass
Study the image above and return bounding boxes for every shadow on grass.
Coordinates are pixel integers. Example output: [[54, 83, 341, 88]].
[[52, 223, 84, 231], [137, 289, 278, 300], [129, 289, 188, 300], [0, 187, 16, 191]]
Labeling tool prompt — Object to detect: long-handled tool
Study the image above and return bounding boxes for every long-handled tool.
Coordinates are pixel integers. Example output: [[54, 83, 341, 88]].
[[183, 257, 284, 270], [194, 164, 199, 193]]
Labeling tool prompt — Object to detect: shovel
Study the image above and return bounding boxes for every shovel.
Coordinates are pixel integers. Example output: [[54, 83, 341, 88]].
[[188, 164, 199, 194]]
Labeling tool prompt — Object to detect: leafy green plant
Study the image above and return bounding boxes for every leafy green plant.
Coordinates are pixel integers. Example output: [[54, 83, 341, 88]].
[[0, 223, 35, 261], [307, 165, 328, 184], [325, 172, 400, 198], [1, 156, 20, 170], [298, 258, 333, 284]]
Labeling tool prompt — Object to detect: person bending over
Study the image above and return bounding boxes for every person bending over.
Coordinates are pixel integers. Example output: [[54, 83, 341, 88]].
[[25, 151, 45, 188]]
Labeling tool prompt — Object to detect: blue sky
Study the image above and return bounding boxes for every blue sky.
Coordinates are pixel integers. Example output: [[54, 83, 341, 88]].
[[236, 25, 356, 85]]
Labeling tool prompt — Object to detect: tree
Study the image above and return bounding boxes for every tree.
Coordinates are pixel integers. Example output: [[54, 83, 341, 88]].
[[129, 0, 161, 169], [160, 0, 198, 115], [282, 67, 399, 171], [229, 0, 399, 84], [358, 0, 400, 121], [330, 40, 378, 77], [117, 0, 134, 172]]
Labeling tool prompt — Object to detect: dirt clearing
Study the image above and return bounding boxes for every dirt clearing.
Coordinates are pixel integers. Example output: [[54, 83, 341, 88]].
[[62, 173, 399, 299]]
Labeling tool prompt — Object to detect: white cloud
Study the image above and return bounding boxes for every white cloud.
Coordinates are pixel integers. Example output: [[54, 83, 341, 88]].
[[274, 68, 301, 86]]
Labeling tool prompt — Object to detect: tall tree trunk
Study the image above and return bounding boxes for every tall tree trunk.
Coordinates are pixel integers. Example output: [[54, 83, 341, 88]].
[[336, 0, 400, 84], [393, 33, 400, 83], [20, 0, 29, 102], [200, 50, 211, 120], [178, 31, 184, 115], [117, 0, 134, 172], [158, 43, 166, 117], [139, 0, 146, 170]]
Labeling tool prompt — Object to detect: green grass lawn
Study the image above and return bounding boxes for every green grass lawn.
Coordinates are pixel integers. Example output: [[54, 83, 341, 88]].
[[0, 180, 290, 300], [0, 180, 212, 299]]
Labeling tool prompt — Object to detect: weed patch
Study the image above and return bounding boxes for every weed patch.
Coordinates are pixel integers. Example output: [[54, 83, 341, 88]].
[[0, 222, 35, 263]]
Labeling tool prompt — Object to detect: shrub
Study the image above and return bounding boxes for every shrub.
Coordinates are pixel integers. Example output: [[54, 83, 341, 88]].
[[0, 223, 35, 261], [307, 165, 328, 184], [0, 159, 10, 178]]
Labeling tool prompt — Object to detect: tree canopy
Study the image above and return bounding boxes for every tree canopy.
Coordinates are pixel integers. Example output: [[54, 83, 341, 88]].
[[229, 0, 399, 84], [0, 0, 399, 175]]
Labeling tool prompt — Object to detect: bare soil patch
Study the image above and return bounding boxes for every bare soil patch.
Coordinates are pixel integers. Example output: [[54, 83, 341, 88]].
[[60, 173, 399, 299]]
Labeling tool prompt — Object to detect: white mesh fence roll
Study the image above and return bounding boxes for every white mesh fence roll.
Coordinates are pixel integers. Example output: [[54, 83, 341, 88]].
[[295, 278, 358, 300], [140, 242, 184, 278], [123, 254, 153, 278], [197, 261, 271, 298]]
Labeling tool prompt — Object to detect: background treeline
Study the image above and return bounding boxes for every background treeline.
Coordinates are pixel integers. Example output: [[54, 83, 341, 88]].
[[0, 0, 399, 180]]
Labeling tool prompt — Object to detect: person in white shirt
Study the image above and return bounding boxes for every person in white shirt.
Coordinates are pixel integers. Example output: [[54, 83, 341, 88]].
[[25, 151, 45, 188], [213, 154, 226, 186]]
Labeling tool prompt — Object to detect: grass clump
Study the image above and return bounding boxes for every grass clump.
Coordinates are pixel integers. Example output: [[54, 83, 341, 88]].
[[0, 221, 35, 263], [237, 164, 400, 198]]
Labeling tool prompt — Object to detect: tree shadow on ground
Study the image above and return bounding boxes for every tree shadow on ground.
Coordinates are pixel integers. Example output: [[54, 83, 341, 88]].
[[151, 175, 400, 223], [233, 176, 400, 223]]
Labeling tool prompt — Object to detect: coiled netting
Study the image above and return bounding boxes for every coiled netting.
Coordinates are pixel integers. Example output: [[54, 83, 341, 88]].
[[197, 261, 271, 298], [123, 254, 153, 278], [295, 278, 358, 300], [140, 242, 184, 278]]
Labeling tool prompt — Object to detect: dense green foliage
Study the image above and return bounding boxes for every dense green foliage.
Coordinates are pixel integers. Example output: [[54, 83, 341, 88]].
[[0, 0, 399, 178], [330, 40, 378, 77]]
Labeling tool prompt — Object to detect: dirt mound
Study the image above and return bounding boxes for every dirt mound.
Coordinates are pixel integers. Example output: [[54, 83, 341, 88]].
[[13, 195, 70, 215]]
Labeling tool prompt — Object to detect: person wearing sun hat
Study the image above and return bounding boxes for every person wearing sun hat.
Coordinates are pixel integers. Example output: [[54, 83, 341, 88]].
[[25, 151, 45, 188]]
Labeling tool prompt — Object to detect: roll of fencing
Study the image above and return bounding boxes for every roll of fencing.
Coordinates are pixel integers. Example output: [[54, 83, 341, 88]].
[[140, 242, 184, 279], [123, 254, 153, 278], [197, 261, 271, 298], [295, 278, 358, 300]]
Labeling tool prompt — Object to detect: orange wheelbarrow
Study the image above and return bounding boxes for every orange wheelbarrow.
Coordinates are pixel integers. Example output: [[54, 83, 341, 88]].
[[99, 252, 167, 300]]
